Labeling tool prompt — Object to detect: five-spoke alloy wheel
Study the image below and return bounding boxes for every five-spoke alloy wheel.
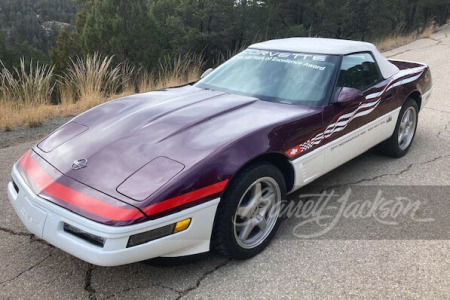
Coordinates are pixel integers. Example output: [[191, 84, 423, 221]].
[[233, 177, 281, 249], [398, 106, 417, 151], [212, 162, 285, 259], [379, 98, 419, 157]]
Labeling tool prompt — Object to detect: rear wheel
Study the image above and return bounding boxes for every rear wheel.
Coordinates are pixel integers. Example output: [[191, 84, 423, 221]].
[[211, 162, 285, 259], [379, 98, 418, 157]]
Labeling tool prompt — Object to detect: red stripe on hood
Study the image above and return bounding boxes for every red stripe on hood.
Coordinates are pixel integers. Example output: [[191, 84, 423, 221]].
[[18, 151, 227, 223], [19, 151, 144, 221]]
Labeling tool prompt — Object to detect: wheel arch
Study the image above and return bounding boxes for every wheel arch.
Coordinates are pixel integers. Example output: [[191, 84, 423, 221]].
[[226, 152, 295, 194], [407, 90, 422, 111]]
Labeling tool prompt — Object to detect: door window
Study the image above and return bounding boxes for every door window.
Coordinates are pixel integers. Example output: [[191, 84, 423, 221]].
[[337, 53, 383, 91]]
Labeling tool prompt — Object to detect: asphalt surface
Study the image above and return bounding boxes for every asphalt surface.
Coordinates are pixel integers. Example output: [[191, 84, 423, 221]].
[[1, 26, 449, 299]]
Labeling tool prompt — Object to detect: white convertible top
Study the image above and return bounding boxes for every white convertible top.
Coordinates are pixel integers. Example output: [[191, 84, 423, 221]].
[[250, 38, 399, 79]]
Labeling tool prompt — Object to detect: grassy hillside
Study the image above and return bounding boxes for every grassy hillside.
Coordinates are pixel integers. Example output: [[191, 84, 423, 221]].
[[0, 53, 204, 130], [0, 0, 448, 130]]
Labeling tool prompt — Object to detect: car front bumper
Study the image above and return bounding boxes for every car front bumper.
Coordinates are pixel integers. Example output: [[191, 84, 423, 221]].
[[8, 164, 219, 266]]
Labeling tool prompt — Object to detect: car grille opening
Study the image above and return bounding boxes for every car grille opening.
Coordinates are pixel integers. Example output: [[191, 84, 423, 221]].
[[63, 223, 105, 247], [12, 179, 19, 194]]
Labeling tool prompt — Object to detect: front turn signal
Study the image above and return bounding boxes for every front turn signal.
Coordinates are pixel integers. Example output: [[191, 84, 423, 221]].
[[174, 218, 191, 233], [127, 218, 192, 248]]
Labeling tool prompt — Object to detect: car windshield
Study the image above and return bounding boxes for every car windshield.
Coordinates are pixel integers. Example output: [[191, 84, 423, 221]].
[[195, 49, 340, 106]]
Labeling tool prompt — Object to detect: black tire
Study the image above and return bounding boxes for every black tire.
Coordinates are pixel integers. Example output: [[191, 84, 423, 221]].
[[211, 162, 286, 260], [378, 98, 419, 157]]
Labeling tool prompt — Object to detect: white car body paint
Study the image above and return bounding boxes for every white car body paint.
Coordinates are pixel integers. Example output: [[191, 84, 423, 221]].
[[289, 107, 401, 192], [8, 165, 219, 266]]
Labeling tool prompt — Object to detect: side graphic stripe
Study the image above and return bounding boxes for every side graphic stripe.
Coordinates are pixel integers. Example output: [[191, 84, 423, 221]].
[[19, 151, 228, 222], [286, 67, 425, 158]]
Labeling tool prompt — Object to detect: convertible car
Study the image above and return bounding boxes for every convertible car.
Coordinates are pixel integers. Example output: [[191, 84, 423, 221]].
[[8, 38, 432, 266]]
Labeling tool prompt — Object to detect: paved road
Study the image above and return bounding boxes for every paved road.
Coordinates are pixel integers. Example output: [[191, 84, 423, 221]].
[[1, 26, 449, 299]]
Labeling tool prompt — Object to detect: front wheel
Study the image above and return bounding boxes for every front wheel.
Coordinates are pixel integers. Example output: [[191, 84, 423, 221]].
[[379, 98, 419, 157], [211, 162, 285, 259]]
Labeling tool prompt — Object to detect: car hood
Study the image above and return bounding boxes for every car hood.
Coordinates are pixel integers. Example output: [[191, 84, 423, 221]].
[[34, 85, 313, 203]]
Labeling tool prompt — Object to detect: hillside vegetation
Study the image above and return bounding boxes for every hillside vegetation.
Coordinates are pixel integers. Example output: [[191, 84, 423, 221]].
[[0, 0, 449, 130], [51, 0, 450, 72], [0, 0, 75, 69]]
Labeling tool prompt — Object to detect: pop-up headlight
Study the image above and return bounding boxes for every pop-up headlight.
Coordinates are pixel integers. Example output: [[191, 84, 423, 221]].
[[117, 157, 184, 201], [38, 122, 88, 152]]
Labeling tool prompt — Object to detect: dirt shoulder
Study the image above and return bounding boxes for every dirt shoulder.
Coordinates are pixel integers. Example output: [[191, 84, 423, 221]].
[[0, 117, 71, 149]]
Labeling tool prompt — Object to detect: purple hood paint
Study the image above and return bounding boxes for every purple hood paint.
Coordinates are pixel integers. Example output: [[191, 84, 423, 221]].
[[34, 85, 320, 207]]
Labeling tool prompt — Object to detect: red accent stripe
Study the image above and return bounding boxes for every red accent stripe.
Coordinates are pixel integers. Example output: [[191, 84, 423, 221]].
[[19, 151, 144, 221], [18, 151, 228, 222], [141, 180, 228, 216]]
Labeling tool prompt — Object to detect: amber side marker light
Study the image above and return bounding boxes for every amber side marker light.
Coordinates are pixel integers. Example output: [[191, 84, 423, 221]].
[[174, 218, 191, 233], [127, 218, 192, 248]]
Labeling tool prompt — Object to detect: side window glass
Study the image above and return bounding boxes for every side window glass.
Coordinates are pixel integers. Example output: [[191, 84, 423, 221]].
[[337, 53, 382, 91]]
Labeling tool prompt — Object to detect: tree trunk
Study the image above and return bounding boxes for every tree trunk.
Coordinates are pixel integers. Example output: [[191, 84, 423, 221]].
[[406, 0, 418, 32], [444, 2, 450, 25], [424, 6, 429, 25]]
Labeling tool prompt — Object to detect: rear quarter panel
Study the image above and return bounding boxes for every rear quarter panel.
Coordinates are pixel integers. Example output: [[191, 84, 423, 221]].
[[389, 60, 432, 109]]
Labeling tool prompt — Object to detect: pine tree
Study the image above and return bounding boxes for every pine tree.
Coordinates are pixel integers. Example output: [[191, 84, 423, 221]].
[[50, 27, 82, 74], [79, 0, 161, 69]]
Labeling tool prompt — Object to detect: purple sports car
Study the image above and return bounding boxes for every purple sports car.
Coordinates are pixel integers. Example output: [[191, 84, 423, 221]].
[[8, 38, 432, 266]]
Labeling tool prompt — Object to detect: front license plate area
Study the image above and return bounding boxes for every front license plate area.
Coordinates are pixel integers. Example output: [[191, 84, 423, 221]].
[[14, 195, 47, 238]]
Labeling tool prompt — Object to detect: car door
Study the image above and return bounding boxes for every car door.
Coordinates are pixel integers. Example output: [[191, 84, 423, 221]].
[[321, 52, 398, 173]]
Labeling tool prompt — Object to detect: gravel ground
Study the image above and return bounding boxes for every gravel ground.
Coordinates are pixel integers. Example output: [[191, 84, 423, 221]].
[[0, 26, 449, 299], [0, 117, 71, 149]]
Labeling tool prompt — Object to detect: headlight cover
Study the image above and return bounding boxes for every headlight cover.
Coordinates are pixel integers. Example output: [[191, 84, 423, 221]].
[[117, 157, 185, 201], [38, 122, 88, 152]]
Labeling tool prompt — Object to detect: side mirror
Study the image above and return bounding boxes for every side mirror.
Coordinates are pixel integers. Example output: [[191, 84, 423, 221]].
[[200, 68, 214, 79], [334, 87, 364, 105]]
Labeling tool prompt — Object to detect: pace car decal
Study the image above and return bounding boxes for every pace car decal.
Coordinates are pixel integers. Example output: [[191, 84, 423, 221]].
[[286, 68, 425, 158], [287, 98, 383, 157]]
